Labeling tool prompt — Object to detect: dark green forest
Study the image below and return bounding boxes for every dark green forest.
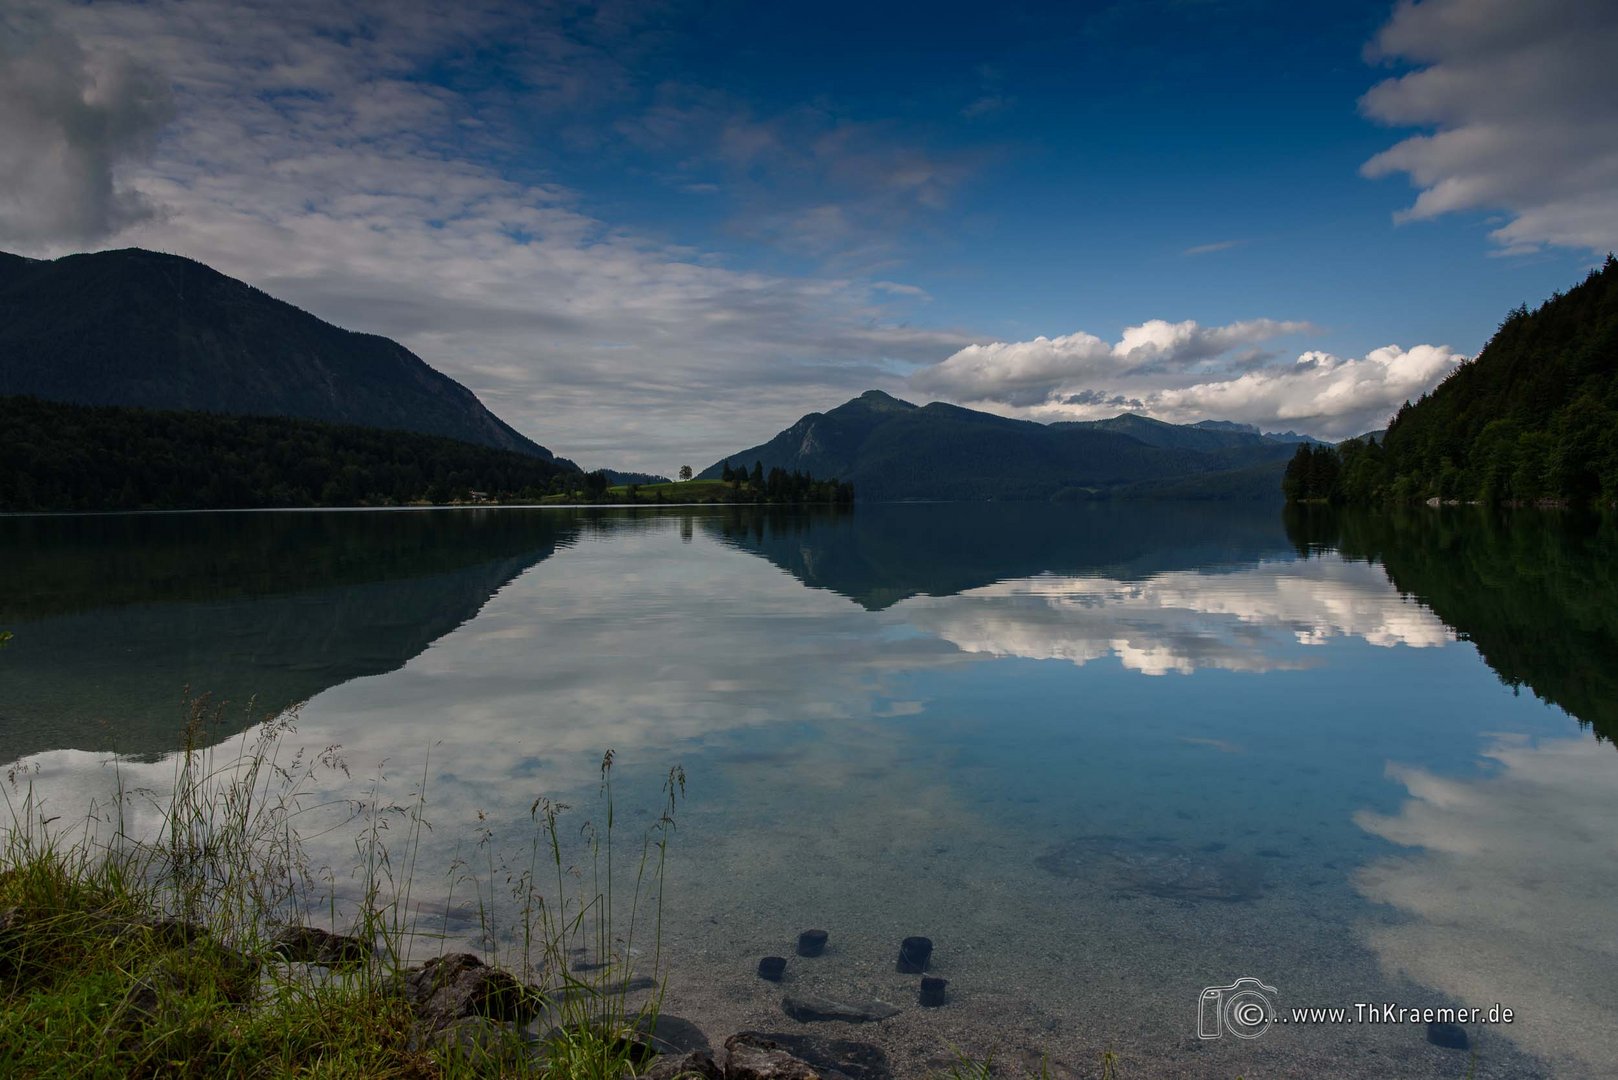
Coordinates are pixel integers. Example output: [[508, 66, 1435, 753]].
[[715, 460, 854, 505], [0, 395, 581, 511], [0, 396, 853, 512], [1286, 506, 1618, 746], [1284, 255, 1618, 505]]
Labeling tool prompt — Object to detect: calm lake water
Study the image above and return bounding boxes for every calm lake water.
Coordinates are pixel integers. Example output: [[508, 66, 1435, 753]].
[[2, 504, 1615, 1078]]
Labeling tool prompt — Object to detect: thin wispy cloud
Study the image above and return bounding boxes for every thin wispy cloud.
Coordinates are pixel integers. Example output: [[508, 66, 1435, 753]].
[[1183, 239, 1248, 256]]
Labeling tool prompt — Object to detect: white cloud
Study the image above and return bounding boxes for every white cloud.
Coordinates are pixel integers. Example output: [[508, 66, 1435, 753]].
[[1360, 0, 1618, 254], [1148, 343, 1465, 436], [913, 318, 1449, 437], [912, 318, 1312, 408], [1112, 317, 1314, 368]]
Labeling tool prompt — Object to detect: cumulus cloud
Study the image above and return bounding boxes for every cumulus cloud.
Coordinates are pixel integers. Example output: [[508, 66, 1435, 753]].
[[913, 317, 1449, 437], [0, 11, 173, 243], [912, 318, 1313, 408], [1360, 0, 1618, 254], [1150, 343, 1465, 436]]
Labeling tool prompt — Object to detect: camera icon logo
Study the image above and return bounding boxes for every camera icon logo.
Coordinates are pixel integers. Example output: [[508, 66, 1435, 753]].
[[1197, 977, 1278, 1040]]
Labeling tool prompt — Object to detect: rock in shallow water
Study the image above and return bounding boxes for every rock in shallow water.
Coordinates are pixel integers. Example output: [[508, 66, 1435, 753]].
[[735, 1031, 891, 1080], [895, 936, 932, 973], [781, 993, 901, 1024], [1035, 835, 1263, 902], [796, 929, 828, 957], [758, 956, 787, 981], [725, 1033, 825, 1080], [1426, 1020, 1469, 1050]]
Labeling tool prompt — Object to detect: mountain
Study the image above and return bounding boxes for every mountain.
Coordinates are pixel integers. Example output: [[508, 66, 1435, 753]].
[[0, 247, 561, 460], [1051, 413, 1275, 452], [699, 390, 1302, 501], [1289, 256, 1618, 505]]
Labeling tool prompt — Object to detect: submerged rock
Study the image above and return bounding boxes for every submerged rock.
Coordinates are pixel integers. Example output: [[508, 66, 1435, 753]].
[[895, 936, 932, 973], [637, 1013, 712, 1056], [781, 993, 900, 1024], [1426, 1021, 1469, 1050], [759, 956, 787, 981], [1035, 836, 1263, 902], [733, 1031, 891, 1080], [796, 929, 828, 957], [725, 1033, 825, 1080]]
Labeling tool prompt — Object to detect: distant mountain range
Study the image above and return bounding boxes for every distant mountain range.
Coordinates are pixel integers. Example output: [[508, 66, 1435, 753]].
[[699, 390, 1314, 501], [0, 247, 565, 462], [2, 246, 1346, 506]]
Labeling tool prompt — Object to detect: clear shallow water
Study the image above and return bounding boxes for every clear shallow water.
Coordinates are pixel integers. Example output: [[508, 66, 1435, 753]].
[[2, 504, 1616, 1078]]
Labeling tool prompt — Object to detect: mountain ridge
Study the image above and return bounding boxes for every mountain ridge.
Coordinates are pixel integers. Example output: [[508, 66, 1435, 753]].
[[0, 247, 565, 462], [700, 391, 1303, 501]]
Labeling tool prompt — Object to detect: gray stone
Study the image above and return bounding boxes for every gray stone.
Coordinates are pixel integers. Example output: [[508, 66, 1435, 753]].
[[639, 1013, 712, 1056], [642, 1049, 724, 1080], [401, 952, 546, 1030], [780, 994, 900, 1024], [734, 1031, 891, 1080], [895, 937, 931, 974], [1426, 1021, 1469, 1050], [271, 925, 372, 967], [724, 1033, 830, 1080]]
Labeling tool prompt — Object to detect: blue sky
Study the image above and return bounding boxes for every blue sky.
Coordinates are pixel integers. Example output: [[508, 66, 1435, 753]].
[[2, 0, 1613, 470]]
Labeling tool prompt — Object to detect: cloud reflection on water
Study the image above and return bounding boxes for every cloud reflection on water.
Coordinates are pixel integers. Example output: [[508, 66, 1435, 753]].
[[1355, 736, 1618, 1076], [904, 558, 1452, 676]]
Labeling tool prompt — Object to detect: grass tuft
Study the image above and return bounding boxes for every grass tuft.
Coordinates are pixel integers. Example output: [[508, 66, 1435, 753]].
[[0, 696, 681, 1078]]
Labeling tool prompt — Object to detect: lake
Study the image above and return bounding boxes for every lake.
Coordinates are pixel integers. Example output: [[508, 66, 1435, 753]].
[[2, 503, 1615, 1078]]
